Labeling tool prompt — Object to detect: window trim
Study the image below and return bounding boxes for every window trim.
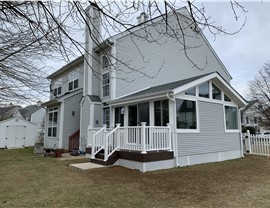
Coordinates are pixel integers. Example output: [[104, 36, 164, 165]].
[[176, 97, 200, 133], [102, 72, 110, 98], [52, 78, 62, 96], [68, 69, 79, 92], [223, 104, 240, 133], [48, 107, 58, 138]]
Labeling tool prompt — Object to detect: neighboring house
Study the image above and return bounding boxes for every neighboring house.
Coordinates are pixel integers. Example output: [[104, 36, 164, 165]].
[[241, 100, 268, 133], [0, 105, 21, 121], [43, 6, 247, 172]]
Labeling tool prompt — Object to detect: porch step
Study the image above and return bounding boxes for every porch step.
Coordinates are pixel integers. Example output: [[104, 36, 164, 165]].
[[90, 150, 118, 166]]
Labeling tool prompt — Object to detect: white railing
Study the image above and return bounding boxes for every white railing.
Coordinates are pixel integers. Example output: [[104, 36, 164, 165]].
[[118, 123, 172, 153], [90, 123, 172, 161], [104, 124, 121, 161], [90, 125, 107, 159], [243, 130, 270, 156]]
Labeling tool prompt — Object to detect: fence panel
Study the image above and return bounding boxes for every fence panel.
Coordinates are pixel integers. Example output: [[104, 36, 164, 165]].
[[243, 131, 270, 156]]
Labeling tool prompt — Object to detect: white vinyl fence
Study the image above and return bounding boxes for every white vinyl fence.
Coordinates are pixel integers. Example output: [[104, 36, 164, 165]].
[[243, 130, 270, 156]]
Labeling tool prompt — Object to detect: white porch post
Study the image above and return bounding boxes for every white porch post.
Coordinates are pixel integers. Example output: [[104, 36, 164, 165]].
[[104, 131, 109, 161], [141, 122, 146, 154], [116, 123, 121, 150], [246, 130, 251, 154], [91, 130, 96, 159], [167, 123, 172, 151]]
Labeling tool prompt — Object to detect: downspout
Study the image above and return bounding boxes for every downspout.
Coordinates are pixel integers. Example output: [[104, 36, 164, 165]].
[[166, 92, 180, 167]]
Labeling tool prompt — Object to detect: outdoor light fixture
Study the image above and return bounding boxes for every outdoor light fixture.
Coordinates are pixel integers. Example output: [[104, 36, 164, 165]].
[[72, 111, 75, 116], [120, 107, 125, 114]]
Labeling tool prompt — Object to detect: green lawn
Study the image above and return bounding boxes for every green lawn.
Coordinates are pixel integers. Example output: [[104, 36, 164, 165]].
[[1, 148, 270, 208]]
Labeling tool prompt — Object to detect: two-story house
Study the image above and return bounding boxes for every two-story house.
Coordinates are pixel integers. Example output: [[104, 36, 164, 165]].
[[43, 5, 246, 172], [43, 56, 84, 150]]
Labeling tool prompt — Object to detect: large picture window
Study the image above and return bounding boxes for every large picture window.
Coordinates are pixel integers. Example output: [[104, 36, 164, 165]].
[[48, 107, 58, 137], [176, 99, 197, 129], [102, 73, 110, 97], [225, 106, 238, 130]]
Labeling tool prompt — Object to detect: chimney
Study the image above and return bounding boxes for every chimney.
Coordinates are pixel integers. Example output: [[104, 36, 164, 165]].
[[137, 12, 148, 24]]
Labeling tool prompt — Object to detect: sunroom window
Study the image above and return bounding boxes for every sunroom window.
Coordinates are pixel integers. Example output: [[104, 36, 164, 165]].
[[199, 82, 209, 98], [185, 87, 196, 96], [224, 94, 231, 102], [176, 99, 197, 129], [212, 83, 221, 100], [154, 100, 169, 126], [225, 106, 238, 130]]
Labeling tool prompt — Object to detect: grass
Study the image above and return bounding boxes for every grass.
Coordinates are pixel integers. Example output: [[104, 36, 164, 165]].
[[1, 148, 270, 208]]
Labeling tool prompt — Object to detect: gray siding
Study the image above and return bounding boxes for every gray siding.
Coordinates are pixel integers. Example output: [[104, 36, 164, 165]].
[[94, 104, 102, 128], [62, 92, 82, 150], [50, 63, 84, 99], [92, 51, 101, 96], [115, 14, 230, 98], [178, 101, 240, 156], [80, 98, 91, 148]]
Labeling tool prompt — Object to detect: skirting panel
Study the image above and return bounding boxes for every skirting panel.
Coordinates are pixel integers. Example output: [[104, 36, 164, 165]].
[[116, 159, 175, 173], [178, 150, 242, 167]]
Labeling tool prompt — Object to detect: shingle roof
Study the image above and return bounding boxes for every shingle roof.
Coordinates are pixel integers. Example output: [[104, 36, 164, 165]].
[[19, 105, 43, 117], [242, 100, 258, 113], [111, 73, 212, 104]]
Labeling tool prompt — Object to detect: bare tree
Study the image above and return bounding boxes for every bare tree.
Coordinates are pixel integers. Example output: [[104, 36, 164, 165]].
[[0, 1, 247, 104], [249, 62, 270, 128]]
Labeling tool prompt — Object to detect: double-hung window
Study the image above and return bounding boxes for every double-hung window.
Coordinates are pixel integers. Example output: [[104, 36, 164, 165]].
[[52, 78, 62, 96], [102, 73, 110, 97], [48, 107, 58, 137], [69, 70, 79, 91]]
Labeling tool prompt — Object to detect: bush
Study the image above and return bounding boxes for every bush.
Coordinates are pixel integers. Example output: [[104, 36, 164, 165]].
[[242, 126, 256, 134]]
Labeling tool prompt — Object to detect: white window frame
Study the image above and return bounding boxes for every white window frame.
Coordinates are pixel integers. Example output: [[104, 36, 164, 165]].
[[175, 97, 200, 133], [223, 104, 240, 133], [48, 107, 58, 138], [102, 72, 110, 98], [68, 69, 79, 91], [103, 107, 110, 127]]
